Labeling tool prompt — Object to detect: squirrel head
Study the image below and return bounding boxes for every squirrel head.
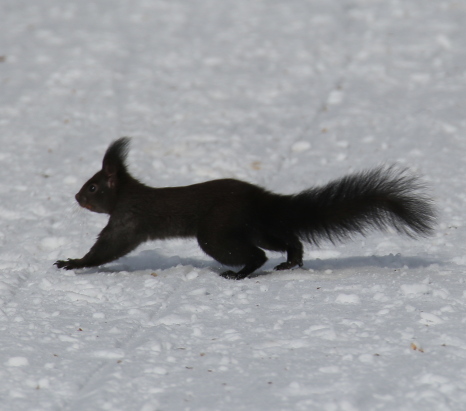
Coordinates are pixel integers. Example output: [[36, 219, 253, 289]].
[[75, 138, 130, 214]]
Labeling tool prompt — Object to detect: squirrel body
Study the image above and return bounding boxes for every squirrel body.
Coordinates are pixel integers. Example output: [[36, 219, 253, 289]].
[[55, 138, 436, 279]]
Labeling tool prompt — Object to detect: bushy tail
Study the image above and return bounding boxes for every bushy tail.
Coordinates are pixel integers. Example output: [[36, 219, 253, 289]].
[[288, 166, 436, 245]]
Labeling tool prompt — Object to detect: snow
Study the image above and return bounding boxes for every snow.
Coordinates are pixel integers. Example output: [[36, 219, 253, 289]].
[[1, 0, 466, 410]]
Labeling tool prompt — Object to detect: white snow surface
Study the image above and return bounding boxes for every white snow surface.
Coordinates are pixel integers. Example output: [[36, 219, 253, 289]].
[[1, 1, 466, 410]]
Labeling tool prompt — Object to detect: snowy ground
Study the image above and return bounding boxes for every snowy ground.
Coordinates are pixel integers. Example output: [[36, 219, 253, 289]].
[[1, 0, 466, 410]]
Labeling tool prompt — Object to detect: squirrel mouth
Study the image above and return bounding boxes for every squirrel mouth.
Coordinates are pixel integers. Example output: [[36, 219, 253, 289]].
[[80, 203, 94, 211], [75, 194, 93, 211]]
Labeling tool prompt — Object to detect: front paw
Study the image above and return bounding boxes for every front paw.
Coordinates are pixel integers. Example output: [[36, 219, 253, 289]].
[[54, 259, 81, 270]]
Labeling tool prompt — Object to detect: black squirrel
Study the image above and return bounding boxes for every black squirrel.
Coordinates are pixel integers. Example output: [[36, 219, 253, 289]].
[[55, 138, 436, 279]]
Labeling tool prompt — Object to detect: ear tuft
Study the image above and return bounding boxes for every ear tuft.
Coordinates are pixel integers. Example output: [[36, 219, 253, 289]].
[[103, 137, 131, 176]]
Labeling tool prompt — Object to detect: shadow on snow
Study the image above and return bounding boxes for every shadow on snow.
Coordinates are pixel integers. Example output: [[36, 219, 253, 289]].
[[76, 249, 442, 276]]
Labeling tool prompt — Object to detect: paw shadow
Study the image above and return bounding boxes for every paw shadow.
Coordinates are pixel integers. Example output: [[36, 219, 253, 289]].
[[256, 253, 442, 277], [76, 249, 219, 274], [75, 250, 441, 277], [304, 253, 441, 271]]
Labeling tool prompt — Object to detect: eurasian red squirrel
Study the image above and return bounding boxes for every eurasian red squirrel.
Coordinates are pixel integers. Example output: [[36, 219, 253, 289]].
[[55, 138, 435, 279]]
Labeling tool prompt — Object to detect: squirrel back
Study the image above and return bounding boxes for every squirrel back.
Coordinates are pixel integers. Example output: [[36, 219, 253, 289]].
[[55, 138, 436, 279]]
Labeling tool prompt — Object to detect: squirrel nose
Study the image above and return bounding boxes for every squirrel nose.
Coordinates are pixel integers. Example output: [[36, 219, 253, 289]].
[[75, 193, 81, 203]]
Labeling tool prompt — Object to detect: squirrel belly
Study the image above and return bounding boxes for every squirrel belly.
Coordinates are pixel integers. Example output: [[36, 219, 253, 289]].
[[55, 138, 436, 279]]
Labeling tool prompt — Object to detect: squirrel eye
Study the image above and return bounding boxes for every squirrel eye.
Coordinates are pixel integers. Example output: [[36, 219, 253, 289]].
[[88, 184, 97, 193]]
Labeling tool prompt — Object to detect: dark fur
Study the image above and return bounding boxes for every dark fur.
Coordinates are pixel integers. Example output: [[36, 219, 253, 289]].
[[55, 138, 436, 279]]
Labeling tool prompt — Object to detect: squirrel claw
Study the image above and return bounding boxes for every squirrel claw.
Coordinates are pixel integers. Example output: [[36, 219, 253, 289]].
[[54, 259, 79, 270]]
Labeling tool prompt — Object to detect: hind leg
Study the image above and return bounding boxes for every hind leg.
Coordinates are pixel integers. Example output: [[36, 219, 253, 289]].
[[274, 240, 304, 271], [220, 247, 267, 280], [256, 233, 304, 271], [198, 224, 268, 280]]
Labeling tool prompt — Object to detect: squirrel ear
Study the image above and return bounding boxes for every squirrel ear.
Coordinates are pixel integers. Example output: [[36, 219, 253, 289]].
[[104, 164, 117, 176], [102, 138, 131, 189], [103, 138, 130, 170], [104, 165, 118, 189], [108, 175, 117, 189]]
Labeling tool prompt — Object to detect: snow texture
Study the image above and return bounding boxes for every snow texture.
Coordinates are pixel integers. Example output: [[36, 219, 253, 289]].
[[1, 0, 466, 410]]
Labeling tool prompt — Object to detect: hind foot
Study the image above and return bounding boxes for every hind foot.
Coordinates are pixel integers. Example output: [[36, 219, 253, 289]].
[[274, 260, 303, 271]]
